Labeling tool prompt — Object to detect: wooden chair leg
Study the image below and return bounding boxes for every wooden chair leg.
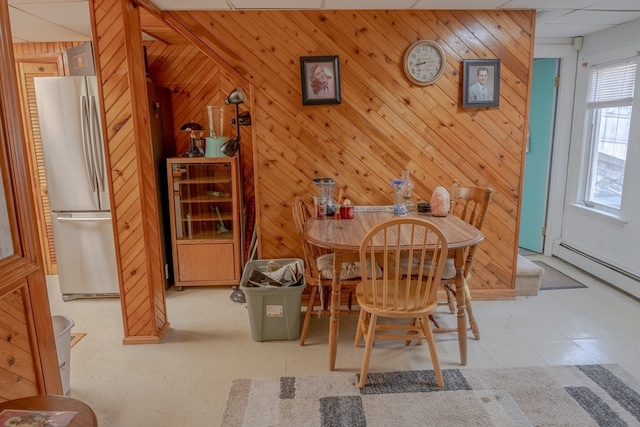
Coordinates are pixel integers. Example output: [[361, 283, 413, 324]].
[[354, 309, 366, 347], [465, 299, 480, 340], [420, 316, 444, 388], [359, 312, 377, 388], [445, 284, 456, 314], [428, 314, 441, 329], [299, 286, 318, 346], [405, 318, 424, 346]]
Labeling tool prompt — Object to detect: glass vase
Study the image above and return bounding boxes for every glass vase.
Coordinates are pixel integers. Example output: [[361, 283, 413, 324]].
[[393, 186, 408, 216], [401, 170, 414, 212]]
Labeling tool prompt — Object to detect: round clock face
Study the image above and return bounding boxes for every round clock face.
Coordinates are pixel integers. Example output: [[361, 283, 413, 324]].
[[403, 40, 446, 86]]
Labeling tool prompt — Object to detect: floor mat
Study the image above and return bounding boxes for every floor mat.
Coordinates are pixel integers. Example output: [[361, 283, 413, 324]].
[[533, 261, 588, 290]]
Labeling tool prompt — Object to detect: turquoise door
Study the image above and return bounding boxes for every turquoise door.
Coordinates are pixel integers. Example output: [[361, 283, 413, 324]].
[[519, 58, 559, 252]]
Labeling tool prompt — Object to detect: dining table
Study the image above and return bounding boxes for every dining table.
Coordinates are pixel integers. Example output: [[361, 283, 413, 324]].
[[304, 207, 484, 371]]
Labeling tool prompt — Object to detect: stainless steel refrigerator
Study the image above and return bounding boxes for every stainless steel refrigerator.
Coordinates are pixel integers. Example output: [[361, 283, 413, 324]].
[[34, 76, 119, 300]]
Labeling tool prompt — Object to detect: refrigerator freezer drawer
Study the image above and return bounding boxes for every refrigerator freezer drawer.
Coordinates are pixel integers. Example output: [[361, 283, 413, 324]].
[[51, 212, 119, 300]]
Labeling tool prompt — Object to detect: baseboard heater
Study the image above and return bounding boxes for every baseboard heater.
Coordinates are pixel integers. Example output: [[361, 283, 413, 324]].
[[558, 242, 640, 283]]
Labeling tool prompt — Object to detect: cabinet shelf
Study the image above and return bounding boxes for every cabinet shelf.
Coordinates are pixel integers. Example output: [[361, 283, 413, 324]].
[[176, 176, 232, 185], [181, 212, 234, 221], [178, 196, 234, 203], [177, 230, 234, 240], [167, 157, 241, 287]]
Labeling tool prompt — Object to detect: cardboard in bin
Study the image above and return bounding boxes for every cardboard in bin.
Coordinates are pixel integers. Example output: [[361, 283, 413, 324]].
[[244, 259, 304, 288], [240, 258, 306, 341]]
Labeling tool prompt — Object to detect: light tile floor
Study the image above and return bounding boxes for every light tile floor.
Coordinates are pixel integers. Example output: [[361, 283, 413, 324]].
[[47, 254, 640, 427]]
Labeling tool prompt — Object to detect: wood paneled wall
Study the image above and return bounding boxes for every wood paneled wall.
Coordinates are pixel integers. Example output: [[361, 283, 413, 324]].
[[142, 41, 254, 208], [10, 9, 534, 305], [91, 0, 168, 343], [167, 10, 534, 298]]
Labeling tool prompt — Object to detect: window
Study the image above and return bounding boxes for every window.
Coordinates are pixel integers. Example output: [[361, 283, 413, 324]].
[[583, 58, 637, 213]]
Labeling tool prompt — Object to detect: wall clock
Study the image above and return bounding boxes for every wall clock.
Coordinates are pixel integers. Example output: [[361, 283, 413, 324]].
[[403, 40, 446, 86]]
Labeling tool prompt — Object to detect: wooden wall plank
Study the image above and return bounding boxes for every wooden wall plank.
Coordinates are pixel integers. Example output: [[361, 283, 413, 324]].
[[168, 9, 535, 295]]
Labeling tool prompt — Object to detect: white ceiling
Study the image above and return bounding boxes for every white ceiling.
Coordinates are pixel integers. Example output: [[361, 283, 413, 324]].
[[8, 0, 640, 43]]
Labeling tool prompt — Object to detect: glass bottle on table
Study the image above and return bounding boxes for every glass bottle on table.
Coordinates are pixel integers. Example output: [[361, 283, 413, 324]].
[[401, 170, 414, 212]]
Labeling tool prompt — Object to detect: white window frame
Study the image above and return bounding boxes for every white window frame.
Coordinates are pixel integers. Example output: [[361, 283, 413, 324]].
[[579, 56, 638, 219]]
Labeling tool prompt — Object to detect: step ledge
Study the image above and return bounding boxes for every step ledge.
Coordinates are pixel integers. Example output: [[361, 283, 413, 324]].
[[515, 255, 543, 297], [516, 254, 544, 277]]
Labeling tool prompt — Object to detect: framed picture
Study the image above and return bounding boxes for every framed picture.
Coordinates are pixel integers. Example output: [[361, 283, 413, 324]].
[[300, 56, 341, 106], [462, 59, 500, 108]]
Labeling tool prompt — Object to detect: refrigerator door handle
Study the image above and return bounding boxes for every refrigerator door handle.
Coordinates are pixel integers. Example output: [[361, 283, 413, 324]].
[[56, 217, 113, 223], [80, 95, 97, 193], [90, 95, 106, 193]]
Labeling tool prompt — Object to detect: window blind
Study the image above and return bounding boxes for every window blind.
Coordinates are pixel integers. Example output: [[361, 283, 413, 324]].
[[587, 59, 637, 107]]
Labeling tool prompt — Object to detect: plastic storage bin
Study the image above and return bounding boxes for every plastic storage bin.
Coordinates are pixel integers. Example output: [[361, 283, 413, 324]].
[[240, 258, 305, 342], [52, 315, 74, 395]]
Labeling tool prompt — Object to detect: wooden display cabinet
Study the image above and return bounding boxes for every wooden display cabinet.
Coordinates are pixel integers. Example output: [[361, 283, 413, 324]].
[[167, 157, 241, 289]]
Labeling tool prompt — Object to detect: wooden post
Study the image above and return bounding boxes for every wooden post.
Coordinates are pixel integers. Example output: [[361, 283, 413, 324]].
[[90, 0, 169, 343]]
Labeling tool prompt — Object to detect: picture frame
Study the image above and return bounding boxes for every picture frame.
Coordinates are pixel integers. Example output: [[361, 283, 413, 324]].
[[300, 56, 341, 106], [462, 59, 500, 108]]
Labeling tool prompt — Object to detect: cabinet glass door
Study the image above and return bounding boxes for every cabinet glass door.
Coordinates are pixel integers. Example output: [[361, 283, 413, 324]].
[[170, 160, 235, 241]]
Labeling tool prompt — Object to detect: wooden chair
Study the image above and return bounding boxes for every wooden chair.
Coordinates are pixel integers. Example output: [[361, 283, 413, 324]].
[[432, 180, 493, 340], [292, 196, 361, 346], [354, 217, 448, 388]]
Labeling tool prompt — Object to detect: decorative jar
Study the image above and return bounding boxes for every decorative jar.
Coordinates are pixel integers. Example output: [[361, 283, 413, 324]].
[[391, 178, 408, 216]]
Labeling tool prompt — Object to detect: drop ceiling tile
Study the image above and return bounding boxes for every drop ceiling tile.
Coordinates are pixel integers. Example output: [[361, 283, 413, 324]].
[[413, 0, 506, 9], [11, 2, 91, 38], [585, 0, 640, 10], [230, 0, 322, 9], [9, 0, 80, 4], [9, 6, 90, 42], [551, 10, 640, 25], [503, 0, 596, 8], [151, 0, 230, 9], [536, 23, 612, 38], [325, 0, 415, 9]]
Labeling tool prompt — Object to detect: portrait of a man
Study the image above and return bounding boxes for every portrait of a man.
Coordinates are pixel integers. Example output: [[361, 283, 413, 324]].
[[463, 59, 500, 108], [468, 66, 493, 102]]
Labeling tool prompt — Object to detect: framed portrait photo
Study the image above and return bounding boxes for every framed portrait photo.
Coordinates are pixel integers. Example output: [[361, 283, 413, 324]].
[[462, 59, 500, 108], [300, 55, 341, 106]]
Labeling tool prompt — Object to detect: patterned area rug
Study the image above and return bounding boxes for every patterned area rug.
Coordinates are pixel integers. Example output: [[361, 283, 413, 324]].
[[533, 261, 588, 290], [221, 364, 640, 426]]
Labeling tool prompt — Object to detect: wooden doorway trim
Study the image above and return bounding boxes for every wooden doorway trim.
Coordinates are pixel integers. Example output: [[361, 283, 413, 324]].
[[0, 2, 63, 398], [14, 56, 64, 275]]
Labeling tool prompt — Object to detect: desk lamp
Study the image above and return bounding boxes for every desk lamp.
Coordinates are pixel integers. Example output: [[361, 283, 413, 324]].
[[180, 121, 204, 157], [221, 88, 252, 156]]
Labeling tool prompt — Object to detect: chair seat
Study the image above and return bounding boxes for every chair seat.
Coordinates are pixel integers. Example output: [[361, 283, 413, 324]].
[[397, 254, 456, 279], [317, 253, 383, 280], [356, 282, 438, 316]]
